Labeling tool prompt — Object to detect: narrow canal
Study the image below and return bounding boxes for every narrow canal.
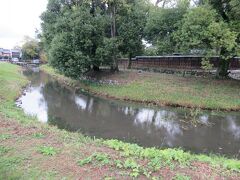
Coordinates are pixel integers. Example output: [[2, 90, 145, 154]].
[[17, 67, 240, 158]]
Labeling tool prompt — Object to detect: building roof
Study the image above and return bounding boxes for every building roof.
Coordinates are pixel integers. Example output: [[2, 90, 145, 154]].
[[11, 49, 21, 53], [3, 49, 11, 53]]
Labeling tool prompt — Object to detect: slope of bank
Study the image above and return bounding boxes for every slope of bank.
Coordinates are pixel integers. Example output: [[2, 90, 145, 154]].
[[1, 62, 240, 179], [41, 64, 240, 111]]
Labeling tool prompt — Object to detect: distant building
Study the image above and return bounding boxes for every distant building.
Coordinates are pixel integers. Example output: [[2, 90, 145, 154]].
[[0, 48, 3, 60], [2, 49, 11, 60], [11, 49, 22, 59], [0, 48, 22, 61]]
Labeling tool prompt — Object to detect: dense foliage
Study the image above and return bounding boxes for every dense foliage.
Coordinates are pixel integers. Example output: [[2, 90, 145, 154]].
[[144, 0, 189, 55], [41, 0, 148, 78], [41, 0, 240, 77], [174, 6, 237, 76], [145, 0, 239, 77]]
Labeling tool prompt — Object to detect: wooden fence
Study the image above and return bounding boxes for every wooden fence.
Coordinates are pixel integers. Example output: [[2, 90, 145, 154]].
[[118, 56, 240, 70]]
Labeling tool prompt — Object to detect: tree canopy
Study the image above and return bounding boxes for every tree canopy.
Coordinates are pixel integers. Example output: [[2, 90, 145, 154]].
[[21, 36, 40, 60], [40, 0, 240, 77], [41, 0, 149, 77]]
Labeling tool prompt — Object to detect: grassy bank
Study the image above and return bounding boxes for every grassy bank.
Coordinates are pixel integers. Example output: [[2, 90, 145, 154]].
[[41, 65, 240, 111], [1, 62, 240, 179]]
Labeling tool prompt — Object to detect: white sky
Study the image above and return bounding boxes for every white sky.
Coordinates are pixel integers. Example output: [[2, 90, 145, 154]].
[[0, 0, 48, 49]]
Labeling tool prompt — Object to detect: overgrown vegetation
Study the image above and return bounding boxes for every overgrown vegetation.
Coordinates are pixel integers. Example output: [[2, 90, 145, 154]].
[[1, 62, 240, 178]]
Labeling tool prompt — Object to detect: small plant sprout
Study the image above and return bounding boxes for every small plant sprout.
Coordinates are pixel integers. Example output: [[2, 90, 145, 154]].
[[37, 146, 57, 156], [78, 156, 93, 166], [32, 133, 45, 139], [94, 153, 110, 165]]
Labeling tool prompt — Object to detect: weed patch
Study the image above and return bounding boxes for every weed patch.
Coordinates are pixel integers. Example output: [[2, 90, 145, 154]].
[[104, 139, 240, 172], [37, 146, 57, 156], [78, 153, 110, 167], [32, 133, 45, 139], [78, 155, 93, 166], [94, 153, 110, 165]]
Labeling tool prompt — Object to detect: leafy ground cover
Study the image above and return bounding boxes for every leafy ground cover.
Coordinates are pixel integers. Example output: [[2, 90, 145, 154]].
[[0, 62, 240, 179], [41, 64, 240, 111]]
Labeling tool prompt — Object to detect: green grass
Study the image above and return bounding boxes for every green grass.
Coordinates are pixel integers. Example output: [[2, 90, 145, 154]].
[[0, 62, 28, 101], [0, 62, 240, 178], [0, 134, 12, 140], [89, 74, 240, 110], [41, 64, 240, 110], [0, 145, 11, 155]]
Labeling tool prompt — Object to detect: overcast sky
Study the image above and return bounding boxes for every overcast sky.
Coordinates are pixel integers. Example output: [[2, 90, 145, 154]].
[[0, 0, 48, 49]]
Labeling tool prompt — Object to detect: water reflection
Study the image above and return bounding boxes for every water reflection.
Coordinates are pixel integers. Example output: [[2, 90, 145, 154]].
[[75, 95, 87, 110], [199, 115, 209, 125], [18, 70, 240, 157], [18, 86, 48, 122], [227, 116, 240, 140]]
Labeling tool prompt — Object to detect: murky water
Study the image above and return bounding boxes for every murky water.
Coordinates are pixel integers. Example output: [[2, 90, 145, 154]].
[[18, 68, 240, 158]]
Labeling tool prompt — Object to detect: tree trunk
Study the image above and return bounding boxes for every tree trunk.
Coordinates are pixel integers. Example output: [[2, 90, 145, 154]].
[[127, 53, 132, 69], [216, 58, 230, 78], [111, 4, 116, 38], [216, 48, 230, 78], [93, 65, 100, 71], [110, 3, 118, 72], [111, 56, 119, 71]]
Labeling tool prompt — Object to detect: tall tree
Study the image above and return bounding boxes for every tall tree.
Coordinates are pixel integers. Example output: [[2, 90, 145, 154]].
[[145, 0, 189, 55], [201, 0, 240, 75], [41, 1, 109, 78], [105, 0, 125, 71], [174, 6, 237, 77], [208, 0, 240, 43], [118, 0, 148, 68]]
